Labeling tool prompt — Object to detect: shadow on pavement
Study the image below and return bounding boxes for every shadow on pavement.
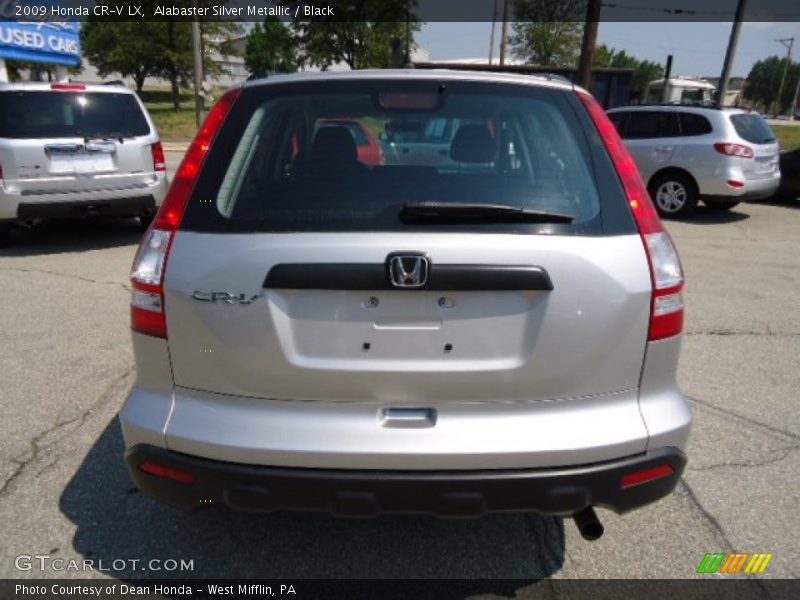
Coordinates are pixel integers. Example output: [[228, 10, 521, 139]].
[[0, 218, 144, 257], [676, 205, 751, 225], [60, 419, 564, 592]]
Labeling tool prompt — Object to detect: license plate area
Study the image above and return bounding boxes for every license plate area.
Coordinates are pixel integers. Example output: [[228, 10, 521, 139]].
[[49, 153, 115, 175]]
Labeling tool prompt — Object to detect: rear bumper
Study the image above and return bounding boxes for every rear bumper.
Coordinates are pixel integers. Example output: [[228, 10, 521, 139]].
[[15, 195, 156, 220], [0, 174, 167, 220], [125, 444, 686, 517]]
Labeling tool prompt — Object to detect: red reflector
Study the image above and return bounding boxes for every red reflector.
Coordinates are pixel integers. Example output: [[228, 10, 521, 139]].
[[130, 305, 167, 338], [726, 179, 745, 188], [139, 461, 196, 485], [621, 464, 675, 488], [51, 83, 86, 91], [151, 141, 167, 172], [152, 88, 241, 231]]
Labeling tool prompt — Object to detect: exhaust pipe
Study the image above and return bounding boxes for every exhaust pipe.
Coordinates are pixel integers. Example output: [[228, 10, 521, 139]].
[[573, 507, 604, 541]]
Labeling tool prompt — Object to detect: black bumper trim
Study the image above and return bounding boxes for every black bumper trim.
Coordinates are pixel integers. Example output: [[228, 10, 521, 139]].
[[125, 445, 686, 517], [17, 195, 156, 220]]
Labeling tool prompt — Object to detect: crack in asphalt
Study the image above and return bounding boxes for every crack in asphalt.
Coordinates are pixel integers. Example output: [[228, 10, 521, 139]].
[[686, 395, 800, 444], [0, 367, 134, 499], [677, 479, 735, 551], [688, 445, 800, 473], [0, 267, 130, 292], [685, 328, 800, 337]]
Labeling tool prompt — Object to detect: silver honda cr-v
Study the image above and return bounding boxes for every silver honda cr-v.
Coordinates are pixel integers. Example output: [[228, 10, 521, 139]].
[[121, 71, 691, 540]]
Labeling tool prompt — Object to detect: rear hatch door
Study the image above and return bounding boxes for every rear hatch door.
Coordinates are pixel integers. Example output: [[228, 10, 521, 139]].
[[0, 89, 155, 194], [164, 80, 652, 405]]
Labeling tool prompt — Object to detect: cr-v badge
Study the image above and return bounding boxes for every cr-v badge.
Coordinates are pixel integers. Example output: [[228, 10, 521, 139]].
[[191, 291, 260, 305]]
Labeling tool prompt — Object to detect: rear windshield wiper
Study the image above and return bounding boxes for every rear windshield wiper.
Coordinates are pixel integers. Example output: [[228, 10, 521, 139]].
[[400, 202, 575, 224]]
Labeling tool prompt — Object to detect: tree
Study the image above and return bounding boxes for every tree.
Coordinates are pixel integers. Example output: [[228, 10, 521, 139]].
[[510, 0, 584, 67], [593, 44, 664, 100], [744, 56, 800, 114], [81, 22, 159, 92], [81, 2, 240, 109], [282, 1, 419, 70], [245, 17, 298, 76]]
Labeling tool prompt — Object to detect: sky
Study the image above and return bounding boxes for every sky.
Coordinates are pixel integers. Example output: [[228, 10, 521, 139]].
[[416, 21, 800, 78]]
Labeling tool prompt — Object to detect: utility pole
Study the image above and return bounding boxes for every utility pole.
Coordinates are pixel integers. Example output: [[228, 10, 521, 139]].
[[661, 54, 673, 103], [489, 0, 499, 65], [191, 0, 205, 127], [499, 0, 510, 67], [790, 77, 800, 121], [774, 37, 794, 118], [717, 0, 747, 107], [577, 0, 602, 90]]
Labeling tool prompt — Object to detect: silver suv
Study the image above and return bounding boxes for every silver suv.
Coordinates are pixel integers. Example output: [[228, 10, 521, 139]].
[[607, 104, 780, 217], [0, 82, 168, 245], [122, 71, 691, 540]]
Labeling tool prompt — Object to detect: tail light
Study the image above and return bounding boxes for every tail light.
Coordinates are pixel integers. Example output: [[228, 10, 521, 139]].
[[130, 88, 241, 338], [151, 141, 166, 172], [714, 142, 753, 158], [578, 91, 684, 341]]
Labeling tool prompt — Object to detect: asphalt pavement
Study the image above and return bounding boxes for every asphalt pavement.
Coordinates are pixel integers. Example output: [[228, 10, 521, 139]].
[[0, 153, 798, 588]]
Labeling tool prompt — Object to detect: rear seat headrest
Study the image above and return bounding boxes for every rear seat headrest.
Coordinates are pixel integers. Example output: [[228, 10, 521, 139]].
[[450, 124, 496, 164]]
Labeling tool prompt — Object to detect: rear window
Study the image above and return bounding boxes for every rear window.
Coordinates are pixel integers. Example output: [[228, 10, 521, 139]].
[[319, 120, 369, 146], [729, 113, 775, 144], [679, 112, 713, 136], [0, 91, 150, 139], [181, 80, 635, 236]]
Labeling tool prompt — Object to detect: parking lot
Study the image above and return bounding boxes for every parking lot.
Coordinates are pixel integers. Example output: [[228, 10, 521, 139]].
[[0, 150, 798, 586]]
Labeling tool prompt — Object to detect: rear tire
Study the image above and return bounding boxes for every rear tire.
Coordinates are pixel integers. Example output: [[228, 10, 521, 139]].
[[704, 199, 740, 211], [0, 223, 13, 248], [138, 214, 154, 230], [648, 172, 698, 219]]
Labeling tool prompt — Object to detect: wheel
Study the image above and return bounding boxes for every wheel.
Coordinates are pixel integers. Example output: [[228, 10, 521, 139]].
[[648, 172, 698, 218], [137, 214, 154, 230], [0, 223, 13, 248], [704, 199, 740, 211]]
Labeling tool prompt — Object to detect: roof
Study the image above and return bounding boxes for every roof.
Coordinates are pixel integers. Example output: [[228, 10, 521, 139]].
[[241, 68, 577, 93], [0, 82, 132, 93]]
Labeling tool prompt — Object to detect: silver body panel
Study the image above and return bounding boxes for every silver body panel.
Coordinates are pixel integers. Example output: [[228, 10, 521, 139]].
[[121, 231, 690, 470]]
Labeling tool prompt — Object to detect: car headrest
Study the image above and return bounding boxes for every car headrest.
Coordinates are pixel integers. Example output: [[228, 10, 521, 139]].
[[450, 124, 496, 164], [311, 126, 357, 163]]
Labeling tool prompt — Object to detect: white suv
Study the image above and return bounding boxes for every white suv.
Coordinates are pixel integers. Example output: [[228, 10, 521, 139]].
[[0, 82, 168, 245], [607, 105, 780, 217]]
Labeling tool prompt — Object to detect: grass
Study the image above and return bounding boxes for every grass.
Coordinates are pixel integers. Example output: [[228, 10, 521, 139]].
[[138, 88, 208, 143], [772, 125, 800, 151]]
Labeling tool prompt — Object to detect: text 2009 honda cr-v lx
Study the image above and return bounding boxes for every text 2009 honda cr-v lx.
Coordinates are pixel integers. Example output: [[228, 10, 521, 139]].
[[121, 71, 691, 540]]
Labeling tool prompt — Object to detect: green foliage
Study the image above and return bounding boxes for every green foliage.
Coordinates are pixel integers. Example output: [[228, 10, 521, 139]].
[[593, 44, 664, 99], [744, 56, 800, 114], [80, 1, 240, 109], [245, 17, 298, 76], [80, 21, 159, 92], [282, 1, 420, 70], [510, 0, 584, 67]]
